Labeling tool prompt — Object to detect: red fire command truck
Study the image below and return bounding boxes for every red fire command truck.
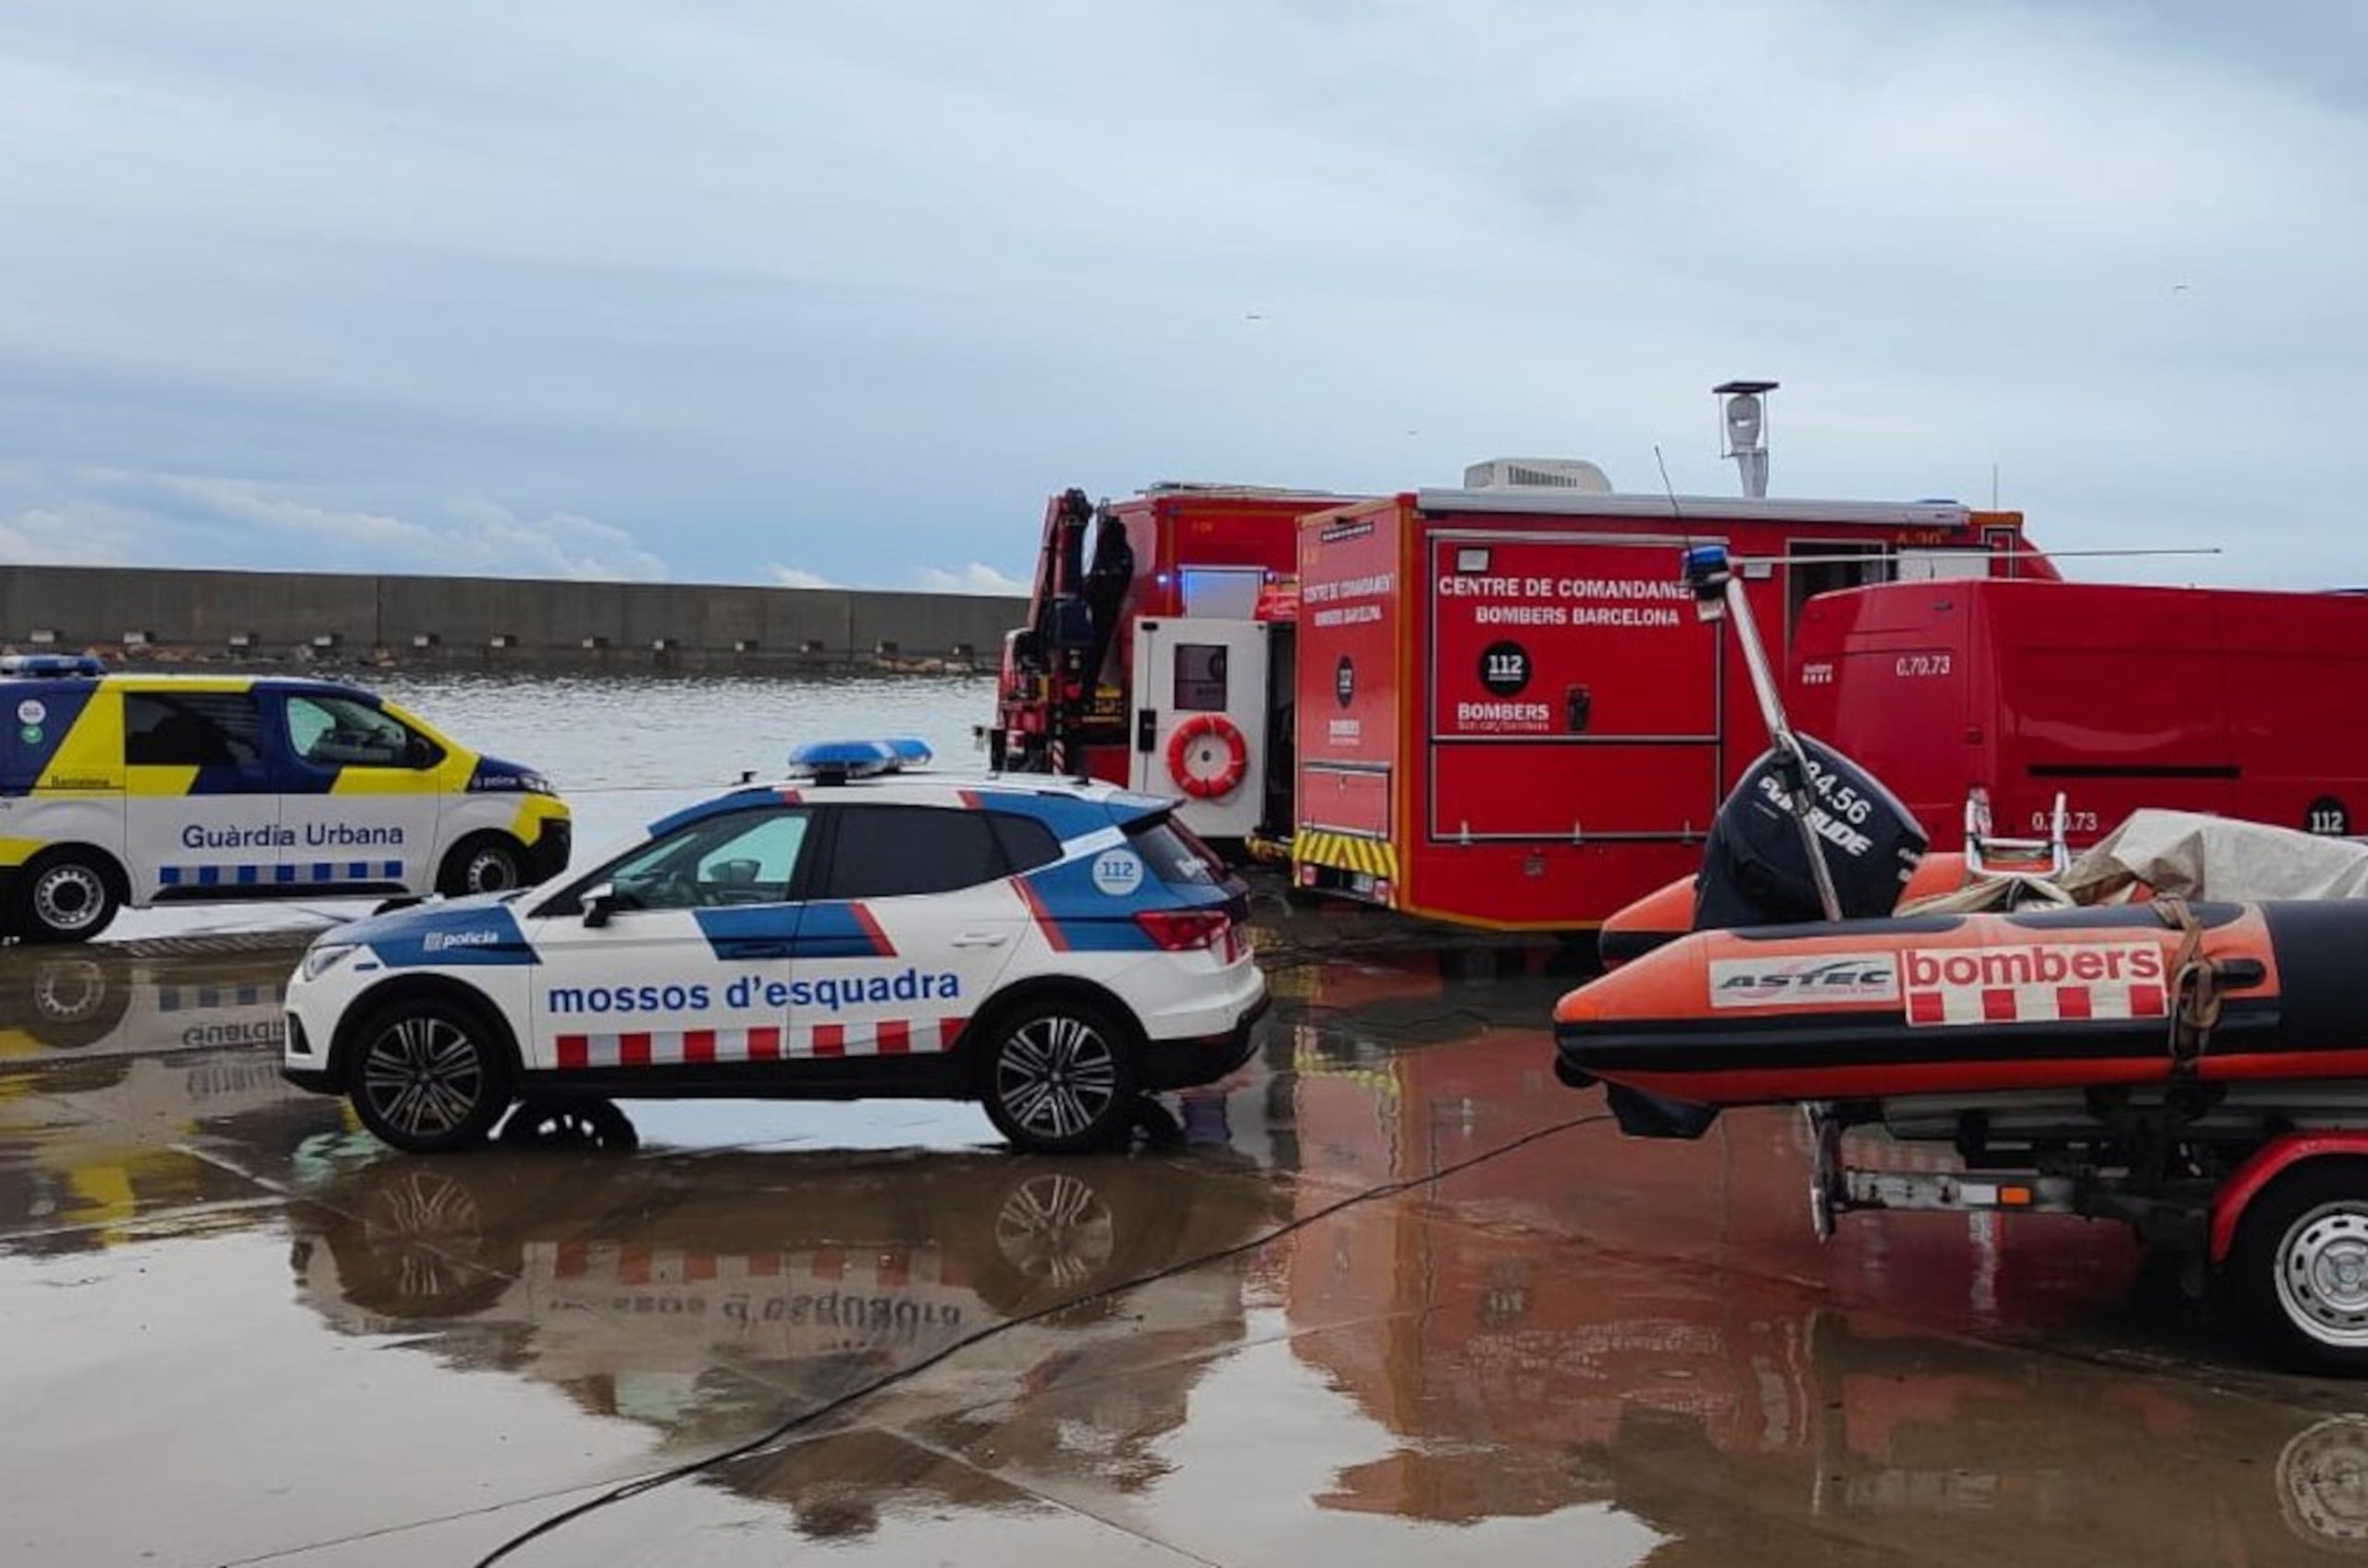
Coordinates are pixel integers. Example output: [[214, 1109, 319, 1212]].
[[1793, 577, 2368, 851], [989, 483, 1364, 843], [1291, 487, 2053, 929]]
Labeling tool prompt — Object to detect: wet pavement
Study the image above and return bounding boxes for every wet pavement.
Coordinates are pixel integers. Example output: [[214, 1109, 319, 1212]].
[[5, 911, 2368, 1566]]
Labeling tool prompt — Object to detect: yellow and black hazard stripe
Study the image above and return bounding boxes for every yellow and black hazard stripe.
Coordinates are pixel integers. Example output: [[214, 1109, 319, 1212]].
[[1292, 829, 1400, 883]]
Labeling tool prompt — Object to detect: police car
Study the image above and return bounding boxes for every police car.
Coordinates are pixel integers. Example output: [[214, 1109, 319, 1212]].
[[279, 740, 1268, 1155], [0, 657, 571, 943]]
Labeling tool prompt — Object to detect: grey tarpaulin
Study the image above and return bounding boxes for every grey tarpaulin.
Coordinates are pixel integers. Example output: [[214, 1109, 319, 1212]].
[[1898, 810, 2368, 915], [2059, 810, 2368, 904]]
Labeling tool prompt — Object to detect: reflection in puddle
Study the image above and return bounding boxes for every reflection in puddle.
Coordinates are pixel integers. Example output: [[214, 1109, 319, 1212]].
[[0, 937, 303, 1062], [288, 1125, 1286, 1475], [4, 926, 2367, 1563]]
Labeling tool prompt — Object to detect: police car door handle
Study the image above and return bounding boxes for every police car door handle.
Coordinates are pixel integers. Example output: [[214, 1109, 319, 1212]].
[[951, 932, 1008, 948], [715, 938, 796, 960]]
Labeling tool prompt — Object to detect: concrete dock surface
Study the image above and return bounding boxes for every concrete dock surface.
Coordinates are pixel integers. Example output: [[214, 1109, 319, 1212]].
[[4, 920, 2365, 1566]]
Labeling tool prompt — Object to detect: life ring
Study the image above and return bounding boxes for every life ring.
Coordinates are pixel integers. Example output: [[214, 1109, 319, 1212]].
[[1166, 713, 1249, 799]]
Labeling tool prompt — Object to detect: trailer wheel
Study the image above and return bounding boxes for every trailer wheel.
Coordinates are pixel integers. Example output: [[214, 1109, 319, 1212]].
[[2227, 1158, 2368, 1374]]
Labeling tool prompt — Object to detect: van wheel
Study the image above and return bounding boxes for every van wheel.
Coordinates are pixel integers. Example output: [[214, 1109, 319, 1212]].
[[438, 834, 525, 897], [9, 848, 122, 945], [346, 995, 513, 1154], [980, 996, 1141, 1154], [2227, 1159, 2368, 1374]]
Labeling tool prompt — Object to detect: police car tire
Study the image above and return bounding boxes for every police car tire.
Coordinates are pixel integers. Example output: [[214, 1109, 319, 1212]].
[[345, 994, 515, 1154], [438, 833, 526, 898], [978, 995, 1142, 1155], [10, 847, 122, 945]]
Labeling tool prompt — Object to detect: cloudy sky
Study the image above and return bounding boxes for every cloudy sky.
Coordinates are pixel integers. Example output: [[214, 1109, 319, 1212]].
[[0, 0, 2361, 591]]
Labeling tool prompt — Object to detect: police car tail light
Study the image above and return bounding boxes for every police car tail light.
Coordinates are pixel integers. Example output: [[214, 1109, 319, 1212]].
[[1134, 908, 1230, 952]]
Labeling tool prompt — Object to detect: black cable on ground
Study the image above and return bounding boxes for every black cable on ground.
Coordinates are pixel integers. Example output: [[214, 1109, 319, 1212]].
[[474, 1110, 1609, 1565]]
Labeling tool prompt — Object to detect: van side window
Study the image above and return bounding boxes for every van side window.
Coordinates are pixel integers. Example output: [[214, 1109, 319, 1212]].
[[287, 694, 435, 770], [125, 692, 265, 768], [820, 807, 1005, 899]]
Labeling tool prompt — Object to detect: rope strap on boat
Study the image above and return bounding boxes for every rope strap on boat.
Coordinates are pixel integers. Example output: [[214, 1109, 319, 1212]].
[[2153, 896, 2224, 1074]]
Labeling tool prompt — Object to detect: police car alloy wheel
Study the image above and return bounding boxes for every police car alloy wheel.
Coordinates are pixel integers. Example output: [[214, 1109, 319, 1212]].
[[12, 849, 121, 945], [980, 996, 1141, 1154], [346, 996, 515, 1153]]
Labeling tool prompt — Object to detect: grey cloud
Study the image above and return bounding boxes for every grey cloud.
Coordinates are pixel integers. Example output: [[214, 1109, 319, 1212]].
[[0, 0, 2361, 589]]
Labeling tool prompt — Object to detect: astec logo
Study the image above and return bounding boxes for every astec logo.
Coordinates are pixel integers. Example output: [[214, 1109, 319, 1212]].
[[1708, 953, 1898, 1009]]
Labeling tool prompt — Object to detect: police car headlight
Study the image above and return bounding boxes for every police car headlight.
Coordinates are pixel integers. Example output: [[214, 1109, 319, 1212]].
[[520, 772, 555, 796], [302, 943, 361, 981]]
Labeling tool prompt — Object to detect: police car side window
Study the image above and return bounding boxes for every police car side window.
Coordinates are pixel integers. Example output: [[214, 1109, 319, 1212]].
[[606, 809, 811, 911], [286, 695, 426, 770], [820, 806, 1005, 900], [125, 692, 265, 768], [987, 812, 1061, 874]]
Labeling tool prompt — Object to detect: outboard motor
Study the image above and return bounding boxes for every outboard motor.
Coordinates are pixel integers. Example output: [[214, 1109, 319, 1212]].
[[1597, 545, 1929, 1142], [1693, 735, 1927, 930]]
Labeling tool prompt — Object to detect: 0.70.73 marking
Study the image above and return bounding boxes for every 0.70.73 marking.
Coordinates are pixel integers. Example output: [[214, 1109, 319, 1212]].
[[1893, 651, 1953, 679]]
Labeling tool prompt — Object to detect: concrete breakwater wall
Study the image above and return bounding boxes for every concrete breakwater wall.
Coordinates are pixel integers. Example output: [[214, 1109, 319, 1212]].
[[0, 566, 1024, 673]]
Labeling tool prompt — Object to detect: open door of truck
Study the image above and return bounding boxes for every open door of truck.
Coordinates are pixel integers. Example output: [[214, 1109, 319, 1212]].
[[1128, 617, 1276, 843]]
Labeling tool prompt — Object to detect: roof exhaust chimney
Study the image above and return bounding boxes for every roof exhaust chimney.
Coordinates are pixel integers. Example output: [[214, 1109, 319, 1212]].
[[1714, 379, 1778, 499]]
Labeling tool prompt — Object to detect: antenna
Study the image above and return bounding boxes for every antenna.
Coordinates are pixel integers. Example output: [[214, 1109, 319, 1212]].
[[1991, 462, 2000, 510], [1653, 444, 1683, 520]]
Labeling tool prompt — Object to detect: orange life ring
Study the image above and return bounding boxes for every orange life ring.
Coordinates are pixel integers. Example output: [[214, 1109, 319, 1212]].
[[1166, 713, 1249, 799]]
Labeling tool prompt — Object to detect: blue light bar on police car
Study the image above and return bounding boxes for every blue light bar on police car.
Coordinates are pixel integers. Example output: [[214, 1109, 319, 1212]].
[[786, 738, 899, 780], [0, 654, 105, 678], [882, 737, 933, 769]]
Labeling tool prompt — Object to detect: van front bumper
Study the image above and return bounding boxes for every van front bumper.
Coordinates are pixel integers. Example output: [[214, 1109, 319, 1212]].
[[523, 821, 572, 884]]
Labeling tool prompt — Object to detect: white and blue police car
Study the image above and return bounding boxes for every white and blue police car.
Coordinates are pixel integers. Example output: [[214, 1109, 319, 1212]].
[[280, 740, 1268, 1155]]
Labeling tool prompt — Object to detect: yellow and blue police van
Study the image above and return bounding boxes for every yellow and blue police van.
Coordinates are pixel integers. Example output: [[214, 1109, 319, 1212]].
[[0, 656, 571, 943]]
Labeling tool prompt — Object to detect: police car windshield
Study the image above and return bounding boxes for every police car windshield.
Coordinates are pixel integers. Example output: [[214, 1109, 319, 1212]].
[[1125, 814, 1223, 887]]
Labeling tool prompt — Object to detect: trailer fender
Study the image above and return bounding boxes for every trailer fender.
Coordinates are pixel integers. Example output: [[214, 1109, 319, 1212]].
[[2210, 1133, 2368, 1263]]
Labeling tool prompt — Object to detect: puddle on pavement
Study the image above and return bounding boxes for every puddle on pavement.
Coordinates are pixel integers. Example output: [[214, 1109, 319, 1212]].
[[6, 923, 2368, 1565]]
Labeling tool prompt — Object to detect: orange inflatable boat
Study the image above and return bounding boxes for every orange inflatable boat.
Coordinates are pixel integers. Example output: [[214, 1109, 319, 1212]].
[[1550, 899, 2368, 1119]]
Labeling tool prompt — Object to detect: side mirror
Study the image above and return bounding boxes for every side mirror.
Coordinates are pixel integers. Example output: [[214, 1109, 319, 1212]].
[[581, 883, 620, 929], [406, 733, 441, 770]]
